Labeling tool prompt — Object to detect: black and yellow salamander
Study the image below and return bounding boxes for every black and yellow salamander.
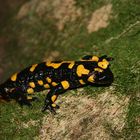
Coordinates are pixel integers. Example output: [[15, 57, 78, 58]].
[[0, 55, 114, 113]]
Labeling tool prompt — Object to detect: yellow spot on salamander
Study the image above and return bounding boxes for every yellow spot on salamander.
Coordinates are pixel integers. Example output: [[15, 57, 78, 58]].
[[11, 73, 18, 81], [92, 56, 99, 62], [44, 84, 50, 88], [27, 96, 33, 100], [68, 61, 75, 69], [76, 65, 90, 77], [46, 77, 52, 83], [46, 62, 63, 69], [79, 79, 85, 85], [52, 82, 58, 86], [88, 75, 95, 83], [38, 80, 43, 86], [51, 103, 56, 107], [27, 88, 34, 94], [30, 64, 38, 72], [29, 82, 35, 88], [51, 95, 57, 102], [94, 68, 103, 72], [61, 80, 70, 89], [98, 59, 109, 69]]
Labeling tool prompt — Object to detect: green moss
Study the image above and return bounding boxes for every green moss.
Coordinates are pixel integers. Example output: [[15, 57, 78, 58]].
[[0, 95, 45, 139]]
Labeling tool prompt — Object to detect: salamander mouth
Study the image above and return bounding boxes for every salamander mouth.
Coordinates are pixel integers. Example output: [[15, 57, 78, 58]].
[[99, 75, 106, 80]]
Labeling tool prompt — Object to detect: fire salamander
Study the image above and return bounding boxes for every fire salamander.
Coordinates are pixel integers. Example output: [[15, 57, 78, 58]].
[[0, 55, 114, 113]]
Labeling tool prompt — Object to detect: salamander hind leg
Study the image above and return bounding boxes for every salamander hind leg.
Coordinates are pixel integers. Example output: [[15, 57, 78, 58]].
[[42, 86, 64, 114]]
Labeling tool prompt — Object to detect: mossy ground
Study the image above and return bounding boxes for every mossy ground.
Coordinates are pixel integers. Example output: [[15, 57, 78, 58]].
[[0, 0, 139, 139]]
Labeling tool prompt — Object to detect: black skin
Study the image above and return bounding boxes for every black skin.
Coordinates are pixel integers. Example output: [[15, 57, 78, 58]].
[[0, 55, 114, 114]]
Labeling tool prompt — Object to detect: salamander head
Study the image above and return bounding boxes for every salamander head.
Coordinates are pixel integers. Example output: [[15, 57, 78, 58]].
[[94, 68, 114, 86], [88, 55, 114, 86]]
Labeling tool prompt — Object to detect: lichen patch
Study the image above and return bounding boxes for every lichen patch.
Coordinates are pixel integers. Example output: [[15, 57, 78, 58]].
[[37, 90, 130, 140], [87, 4, 112, 33], [17, 0, 81, 30], [36, 0, 82, 31], [43, 51, 60, 61], [52, 0, 82, 30]]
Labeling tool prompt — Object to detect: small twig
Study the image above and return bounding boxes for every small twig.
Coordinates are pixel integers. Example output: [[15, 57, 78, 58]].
[[105, 20, 140, 44]]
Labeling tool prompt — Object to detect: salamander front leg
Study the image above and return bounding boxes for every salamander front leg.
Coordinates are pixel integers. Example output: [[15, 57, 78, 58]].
[[18, 94, 32, 107], [42, 86, 64, 114], [8, 91, 32, 107]]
